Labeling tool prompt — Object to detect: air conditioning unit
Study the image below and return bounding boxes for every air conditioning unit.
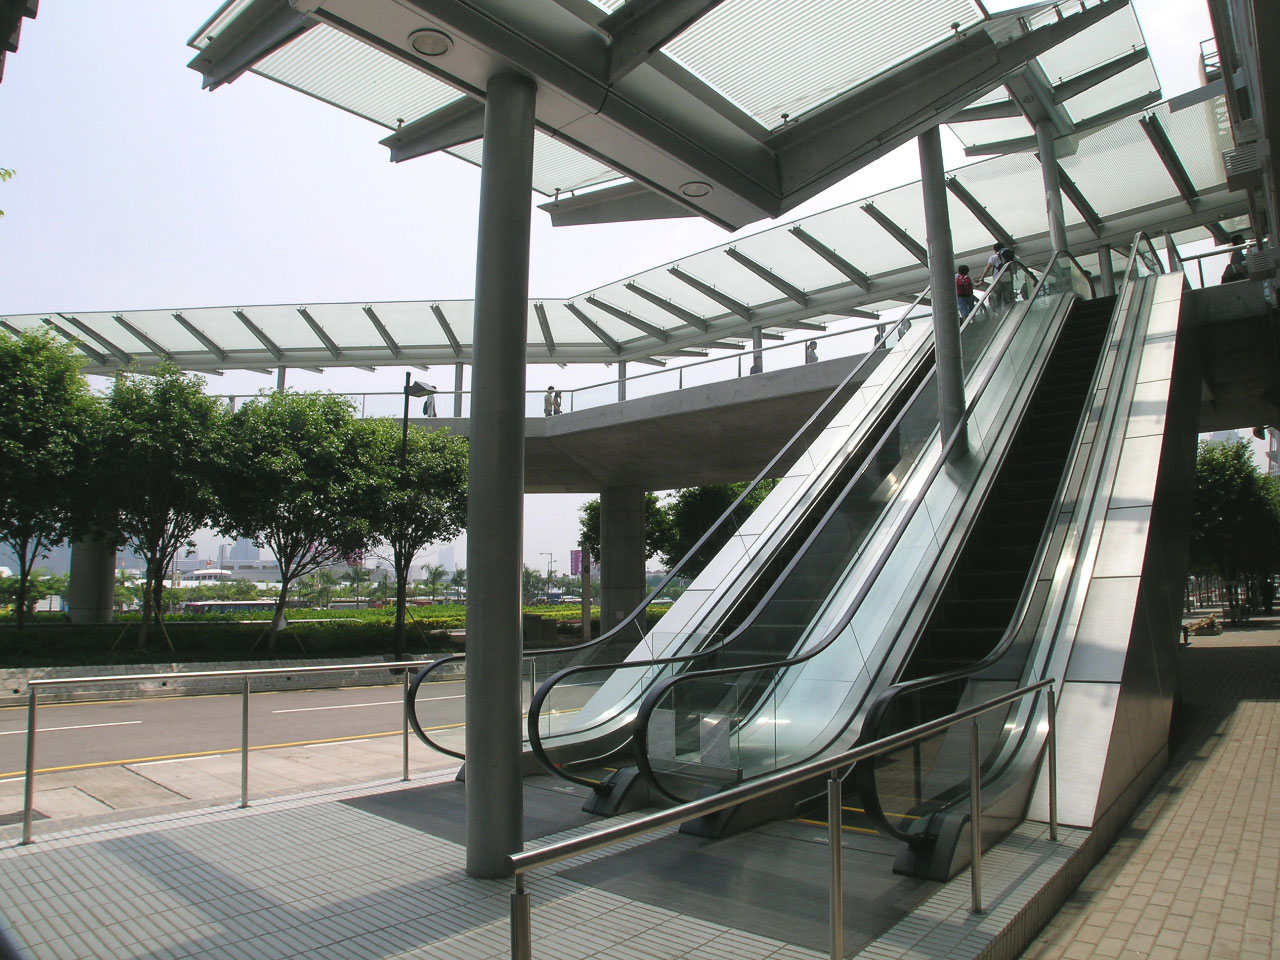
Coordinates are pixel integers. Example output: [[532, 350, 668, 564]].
[[1246, 247, 1275, 280], [1224, 138, 1270, 191]]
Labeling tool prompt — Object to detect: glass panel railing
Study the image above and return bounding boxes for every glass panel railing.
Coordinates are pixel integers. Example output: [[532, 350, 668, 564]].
[[411, 287, 935, 763], [625, 261, 1067, 801]]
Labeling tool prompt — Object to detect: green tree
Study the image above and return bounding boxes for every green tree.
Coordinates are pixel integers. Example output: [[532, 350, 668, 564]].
[[0, 167, 13, 217], [92, 366, 227, 651], [450, 566, 466, 601], [356, 418, 467, 655], [0, 329, 95, 626], [651, 481, 776, 573], [1191, 438, 1280, 578], [577, 482, 776, 579], [578, 491, 665, 564], [214, 391, 370, 653], [523, 565, 544, 602]]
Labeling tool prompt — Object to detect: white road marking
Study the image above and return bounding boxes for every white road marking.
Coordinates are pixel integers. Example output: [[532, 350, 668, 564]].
[[0, 720, 142, 736], [272, 694, 463, 714]]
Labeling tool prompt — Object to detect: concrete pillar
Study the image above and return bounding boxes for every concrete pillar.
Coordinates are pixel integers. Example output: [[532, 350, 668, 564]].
[[752, 328, 764, 373], [454, 362, 465, 417], [617, 361, 627, 402], [1098, 244, 1116, 296], [276, 367, 286, 392], [599, 486, 648, 633], [464, 71, 537, 880], [67, 538, 117, 624], [919, 126, 966, 449], [1035, 120, 1069, 254]]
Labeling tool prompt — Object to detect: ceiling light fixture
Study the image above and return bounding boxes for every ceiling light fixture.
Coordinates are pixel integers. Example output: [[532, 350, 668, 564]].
[[680, 181, 712, 198], [409, 29, 452, 57]]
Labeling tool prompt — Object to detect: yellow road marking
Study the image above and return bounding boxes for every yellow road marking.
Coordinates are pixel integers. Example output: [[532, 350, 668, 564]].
[[0, 722, 465, 778]]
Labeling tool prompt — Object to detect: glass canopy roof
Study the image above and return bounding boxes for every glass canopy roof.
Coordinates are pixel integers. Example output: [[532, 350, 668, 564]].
[[187, 0, 1156, 215], [2, 93, 1245, 376]]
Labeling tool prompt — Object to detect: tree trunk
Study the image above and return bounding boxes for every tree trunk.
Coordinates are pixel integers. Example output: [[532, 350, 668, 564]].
[[13, 537, 33, 629], [394, 552, 409, 660], [268, 579, 292, 657], [136, 562, 156, 652]]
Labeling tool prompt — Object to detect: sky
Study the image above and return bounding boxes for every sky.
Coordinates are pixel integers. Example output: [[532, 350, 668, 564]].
[[0, 0, 1218, 575]]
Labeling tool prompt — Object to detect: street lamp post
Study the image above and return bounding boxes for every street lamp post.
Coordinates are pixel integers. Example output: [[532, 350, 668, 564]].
[[540, 552, 553, 602], [396, 373, 433, 655]]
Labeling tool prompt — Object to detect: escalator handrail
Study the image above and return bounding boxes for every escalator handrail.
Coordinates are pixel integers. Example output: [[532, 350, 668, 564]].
[[407, 283, 937, 757], [854, 235, 1165, 839], [625, 258, 1074, 801], [523, 269, 1024, 783]]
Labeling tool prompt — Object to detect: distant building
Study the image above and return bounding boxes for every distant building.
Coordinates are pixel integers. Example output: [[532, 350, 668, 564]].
[[228, 538, 258, 562]]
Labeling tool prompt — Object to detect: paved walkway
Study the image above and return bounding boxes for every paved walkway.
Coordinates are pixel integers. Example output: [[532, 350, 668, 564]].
[[0, 619, 1275, 958], [1022, 619, 1280, 960]]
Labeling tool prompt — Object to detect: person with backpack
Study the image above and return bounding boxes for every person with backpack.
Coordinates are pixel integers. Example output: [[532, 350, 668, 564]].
[[956, 264, 976, 319]]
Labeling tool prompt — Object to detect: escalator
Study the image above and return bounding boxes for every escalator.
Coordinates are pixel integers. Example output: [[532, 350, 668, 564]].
[[526, 256, 1085, 813], [851, 236, 1184, 881]]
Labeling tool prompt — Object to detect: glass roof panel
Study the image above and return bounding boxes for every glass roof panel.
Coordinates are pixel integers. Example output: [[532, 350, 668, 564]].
[[949, 153, 1056, 241], [366, 301, 449, 348], [254, 24, 463, 130], [232, 304, 316, 346], [949, 115, 1034, 149], [303, 303, 384, 350], [660, 0, 980, 129], [730, 230, 851, 294], [427, 301, 476, 348], [1036, 4, 1146, 86], [1056, 112, 1170, 214], [1061, 62, 1159, 124], [177, 307, 266, 352], [1158, 99, 1232, 193], [447, 134, 623, 195], [113, 310, 209, 354]]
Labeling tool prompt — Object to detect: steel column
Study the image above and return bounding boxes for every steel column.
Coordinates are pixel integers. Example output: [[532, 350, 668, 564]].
[[21, 688, 37, 845], [752, 327, 764, 373], [1036, 120, 1070, 253], [827, 774, 844, 960], [275, 367, 286, 392], [617, 360, 627, 401], [919, 126, 966, 449], [454, 362, 465, 417], [1098, 244, 1116, 296], [465, 71, 537, 879]]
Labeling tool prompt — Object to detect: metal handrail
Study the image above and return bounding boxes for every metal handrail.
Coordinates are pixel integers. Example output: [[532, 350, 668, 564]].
[[508, 678, 1058, 960], [20, 659, 434, 845]]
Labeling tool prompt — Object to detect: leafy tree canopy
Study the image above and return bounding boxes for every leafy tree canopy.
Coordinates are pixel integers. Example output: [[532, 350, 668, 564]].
[[1190, 438, 1280, 578], [0, 328, 95, 625], [214, 391, 371, 648], [578, 480, 776, 577], [92, 365, 229, 649]]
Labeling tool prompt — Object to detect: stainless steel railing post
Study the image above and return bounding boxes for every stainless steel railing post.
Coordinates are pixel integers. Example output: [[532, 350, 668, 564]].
[[21, 687, 38, 845], [970, 720, 983, 913], [511, 874, 532, 960], [402, 669, 411, 782], [240, 677, 251, 808], [828, 772, 844, 960], [1048, 689, 1059, 842]]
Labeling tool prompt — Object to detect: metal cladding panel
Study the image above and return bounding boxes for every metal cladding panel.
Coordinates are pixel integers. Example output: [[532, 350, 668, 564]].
[[659, 0, 979, 130], [1091, 506, 1154, 580], [1047, 681, 1120, 827], [255, 23, 462, 130]]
